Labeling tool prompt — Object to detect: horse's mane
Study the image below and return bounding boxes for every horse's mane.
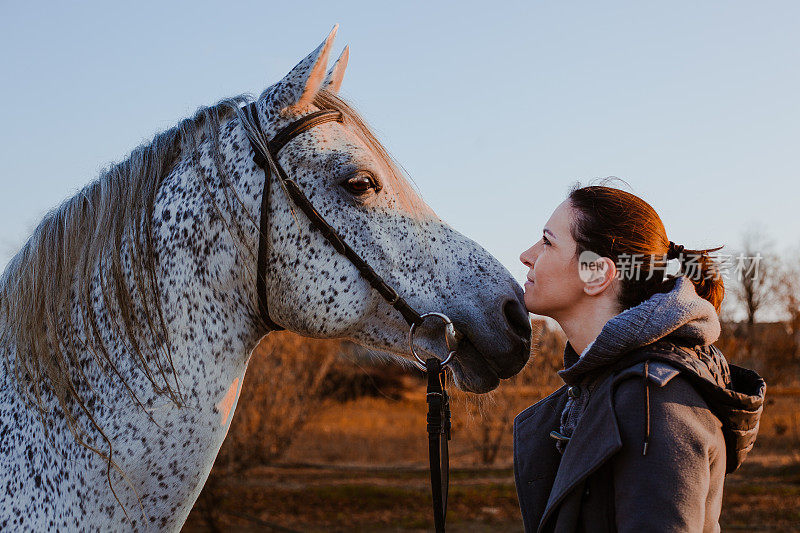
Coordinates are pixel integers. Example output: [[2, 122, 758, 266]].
[[0, 89, 422, 453], [0, 94, 250, 442]]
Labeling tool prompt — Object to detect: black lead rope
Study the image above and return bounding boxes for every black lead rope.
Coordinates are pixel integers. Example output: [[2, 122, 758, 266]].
[[425, 358, 451, 533]]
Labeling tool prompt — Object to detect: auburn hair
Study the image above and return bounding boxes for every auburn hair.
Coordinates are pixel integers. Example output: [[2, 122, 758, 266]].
[[566, 179, 725, 313]]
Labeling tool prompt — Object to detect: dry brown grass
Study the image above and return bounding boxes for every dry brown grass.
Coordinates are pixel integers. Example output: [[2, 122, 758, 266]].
[[184, 376, 800, 532], [184, 320, 800, 531]]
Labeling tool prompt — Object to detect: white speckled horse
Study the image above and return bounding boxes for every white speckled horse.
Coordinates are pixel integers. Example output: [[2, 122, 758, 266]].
[[0, 26, 531, 531]]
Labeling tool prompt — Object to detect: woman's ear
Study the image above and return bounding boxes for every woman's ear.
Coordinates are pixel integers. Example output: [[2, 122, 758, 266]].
[[580, 254, 617, 296]]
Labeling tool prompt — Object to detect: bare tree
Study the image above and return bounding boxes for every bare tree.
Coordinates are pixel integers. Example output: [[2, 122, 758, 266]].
[[775, 246, 800, 360], [727, 228, 781, 338], [194, 332, 343, 530], [216, 332, 342, 470]]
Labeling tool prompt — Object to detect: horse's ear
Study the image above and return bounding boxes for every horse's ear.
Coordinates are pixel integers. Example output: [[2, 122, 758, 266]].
[[265, 24, 338, 113], [322, 46, 349, 94]]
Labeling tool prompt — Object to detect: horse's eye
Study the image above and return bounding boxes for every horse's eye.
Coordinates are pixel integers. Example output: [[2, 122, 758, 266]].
[[343, 174, 378, 195]]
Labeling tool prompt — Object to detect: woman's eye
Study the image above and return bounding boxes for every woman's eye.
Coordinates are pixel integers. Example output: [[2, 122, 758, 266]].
[[542, 237, 550, 246], [343, 174, 379, 195]]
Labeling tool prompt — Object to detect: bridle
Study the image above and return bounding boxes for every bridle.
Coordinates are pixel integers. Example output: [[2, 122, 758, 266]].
[[241, 102, 454, 532], [241, 104, 423, 331]]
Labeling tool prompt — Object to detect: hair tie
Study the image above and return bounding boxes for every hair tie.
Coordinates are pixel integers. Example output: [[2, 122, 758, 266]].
[[667, 241, 685, 260]]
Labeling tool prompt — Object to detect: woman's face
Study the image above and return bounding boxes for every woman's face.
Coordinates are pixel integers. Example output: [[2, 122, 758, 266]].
[[519, 200, 587, 319]]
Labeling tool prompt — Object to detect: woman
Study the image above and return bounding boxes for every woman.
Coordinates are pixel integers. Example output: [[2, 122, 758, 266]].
[[513, 184, 765, 533]]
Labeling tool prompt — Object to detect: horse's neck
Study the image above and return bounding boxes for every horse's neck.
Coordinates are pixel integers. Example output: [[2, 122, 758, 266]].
[[86, 118, 269, 517], [0, 116, 269, 530], [78, 116, 265, 416]]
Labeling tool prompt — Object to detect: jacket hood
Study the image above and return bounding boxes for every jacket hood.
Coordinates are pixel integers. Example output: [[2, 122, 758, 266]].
[[619, 339, 765, 473], [557, 274, 765, 473], [559, 274, 721, 383]]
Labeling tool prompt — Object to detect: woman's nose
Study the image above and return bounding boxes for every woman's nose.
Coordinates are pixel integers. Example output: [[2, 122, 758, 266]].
[[519, 244, 538, 267]]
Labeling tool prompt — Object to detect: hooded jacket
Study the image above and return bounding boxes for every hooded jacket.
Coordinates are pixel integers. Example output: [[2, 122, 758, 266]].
[[513, 275, 766, 533]]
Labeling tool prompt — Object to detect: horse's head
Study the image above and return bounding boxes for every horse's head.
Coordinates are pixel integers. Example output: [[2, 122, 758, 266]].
[[241, 27, 530, 393]]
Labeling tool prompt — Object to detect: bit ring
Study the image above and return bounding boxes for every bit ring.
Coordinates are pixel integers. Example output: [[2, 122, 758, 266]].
[[408, 312, 458, 371]]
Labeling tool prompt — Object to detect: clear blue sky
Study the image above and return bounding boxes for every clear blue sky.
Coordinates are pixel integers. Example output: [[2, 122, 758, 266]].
[[1, 1, 798, 285]]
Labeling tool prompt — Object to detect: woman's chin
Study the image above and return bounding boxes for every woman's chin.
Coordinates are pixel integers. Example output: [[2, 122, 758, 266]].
[[524, 301, 552, 319], [523, 294, 538, 315]]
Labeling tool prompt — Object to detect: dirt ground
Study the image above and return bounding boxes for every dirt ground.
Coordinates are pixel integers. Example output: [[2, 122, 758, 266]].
[[183, 387, 800, 532]]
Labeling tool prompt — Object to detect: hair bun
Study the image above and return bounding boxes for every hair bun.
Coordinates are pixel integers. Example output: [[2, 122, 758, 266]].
[[667, 241, 685, 259]]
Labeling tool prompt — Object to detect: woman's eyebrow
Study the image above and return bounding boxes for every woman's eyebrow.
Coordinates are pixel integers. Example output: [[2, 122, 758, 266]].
[[543, 228, 557, 240]]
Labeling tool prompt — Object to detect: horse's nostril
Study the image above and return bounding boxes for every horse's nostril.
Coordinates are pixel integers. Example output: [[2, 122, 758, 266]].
[[503, 298, 532, 342]]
